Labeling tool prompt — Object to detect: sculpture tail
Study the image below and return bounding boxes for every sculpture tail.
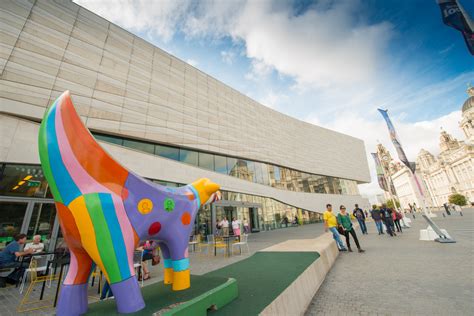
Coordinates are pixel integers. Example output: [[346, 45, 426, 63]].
[[38, 91, 129, 205]]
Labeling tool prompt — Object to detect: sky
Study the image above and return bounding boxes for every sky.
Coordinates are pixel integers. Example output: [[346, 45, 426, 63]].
[[74, 0, 474, 200]]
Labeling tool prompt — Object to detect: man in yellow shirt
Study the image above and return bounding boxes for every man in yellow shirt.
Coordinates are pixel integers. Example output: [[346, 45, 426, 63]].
[[323, 204, 347, 251]]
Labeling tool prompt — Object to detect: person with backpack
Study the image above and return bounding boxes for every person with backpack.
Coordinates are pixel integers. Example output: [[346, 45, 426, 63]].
[[337, 205, 365, 253], [380, 204, 396, 237], [352, 204, 368, 235], [370, 205, 384, 235]]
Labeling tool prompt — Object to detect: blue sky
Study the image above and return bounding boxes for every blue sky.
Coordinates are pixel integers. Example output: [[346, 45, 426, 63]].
[[75, 0, 473, 197]]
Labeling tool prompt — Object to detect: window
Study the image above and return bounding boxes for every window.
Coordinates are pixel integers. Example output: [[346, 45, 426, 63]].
[[179, 149, 198, 165], [198, 152, 215, 171], [123, 139, 155, 154], [155, 144, 179, 160], [94, 134, 123, 145], [227, 157, 238, 176], [214, 155, 228, 174], [0, 164, 50, 198]]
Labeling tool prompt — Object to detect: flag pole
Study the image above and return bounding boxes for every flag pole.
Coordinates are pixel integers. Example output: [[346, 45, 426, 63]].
[[377, 108, 454, 242]]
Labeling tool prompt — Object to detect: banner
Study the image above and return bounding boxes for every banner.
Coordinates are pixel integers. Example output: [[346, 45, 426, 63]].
[[371, 153, 389, 192], [438, 0, 474, 55], [378, 109, 416, 174]]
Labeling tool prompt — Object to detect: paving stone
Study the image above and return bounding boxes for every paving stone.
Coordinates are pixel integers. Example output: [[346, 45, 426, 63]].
[[305, 209, 474, 316]]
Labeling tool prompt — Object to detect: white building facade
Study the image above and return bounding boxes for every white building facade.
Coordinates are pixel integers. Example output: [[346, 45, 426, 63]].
[[388, 87, 474, 209], [0, 1, 370, 249]]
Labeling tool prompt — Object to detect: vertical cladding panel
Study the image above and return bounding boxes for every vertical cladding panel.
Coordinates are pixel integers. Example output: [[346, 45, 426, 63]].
[[0, 0, 34, 74]]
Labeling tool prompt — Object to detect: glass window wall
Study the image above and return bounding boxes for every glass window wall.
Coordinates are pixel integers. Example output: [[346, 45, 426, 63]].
[[214, 155, 227, 174], [155, 144, 179, 160], [90, 132, 361, 196], [123, 139, 155, 154], [179, 149, 198, 165], [198, 152, 215, 171]]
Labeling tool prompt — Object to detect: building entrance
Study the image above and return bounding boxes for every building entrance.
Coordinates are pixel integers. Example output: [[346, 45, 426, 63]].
[[211, 200, 262, 235]]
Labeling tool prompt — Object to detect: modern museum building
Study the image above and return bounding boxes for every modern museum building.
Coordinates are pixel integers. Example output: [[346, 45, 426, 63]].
[[0, 0, 371, 250]]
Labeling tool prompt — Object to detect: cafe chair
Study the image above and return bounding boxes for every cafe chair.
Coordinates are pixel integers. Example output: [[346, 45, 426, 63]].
[[133, 250, 144, 287], [231, 234, 250, 256], [19, 254, 50, 294], [17, 258, 60, 313]]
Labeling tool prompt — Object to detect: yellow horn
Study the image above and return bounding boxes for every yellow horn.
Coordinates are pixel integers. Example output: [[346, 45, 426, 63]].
[[191, 178, 220, 204]]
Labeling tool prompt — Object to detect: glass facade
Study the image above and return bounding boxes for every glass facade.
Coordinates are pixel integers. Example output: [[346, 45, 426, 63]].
[[0, 163, 323, 245], [92, 132, 360, 195]]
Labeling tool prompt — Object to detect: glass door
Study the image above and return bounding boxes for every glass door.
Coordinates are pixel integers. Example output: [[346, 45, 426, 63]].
[[27, 202, 57, 251], [0, 201, 29, 248], [249, 207, 261, 232]]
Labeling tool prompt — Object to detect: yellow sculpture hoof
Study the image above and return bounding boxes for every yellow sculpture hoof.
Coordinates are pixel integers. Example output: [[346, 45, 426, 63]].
[[164, 268, 173, 285], [172, 269, 190, 291]]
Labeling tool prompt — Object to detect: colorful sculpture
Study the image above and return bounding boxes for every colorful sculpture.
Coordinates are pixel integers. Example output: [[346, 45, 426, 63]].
[[38, 91, 220, 315]]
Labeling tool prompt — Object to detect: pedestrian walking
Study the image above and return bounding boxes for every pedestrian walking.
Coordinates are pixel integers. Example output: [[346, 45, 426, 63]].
[[337, 205, 365, 253], [393, 210, 403, 233], [380, 204, 396, 237], [323, 204, 347, 251], [243, 218, 250, 234], [370, 205, 384, 235], [353, 204, 368, 234]]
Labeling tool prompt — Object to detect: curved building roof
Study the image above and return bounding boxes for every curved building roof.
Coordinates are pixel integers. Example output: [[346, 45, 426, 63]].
[[462, 96, 474, 113]]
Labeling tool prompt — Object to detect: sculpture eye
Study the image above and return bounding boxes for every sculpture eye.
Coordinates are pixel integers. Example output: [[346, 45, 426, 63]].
[[138, 198, 153, 214]]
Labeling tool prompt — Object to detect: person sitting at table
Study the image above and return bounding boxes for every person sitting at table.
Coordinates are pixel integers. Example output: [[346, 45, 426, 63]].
[[136, 240, 159, 281], [0, 234, 33, 288], [24, 235, 45, 254], [0, 234, 33, 269]]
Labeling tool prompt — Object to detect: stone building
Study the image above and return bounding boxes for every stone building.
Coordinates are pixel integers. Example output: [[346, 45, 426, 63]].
[[388, 86, 474, 209]]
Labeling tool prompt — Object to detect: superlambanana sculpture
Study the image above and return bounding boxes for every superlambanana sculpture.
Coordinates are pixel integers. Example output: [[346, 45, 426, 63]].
[[38, 91, 220, 315]]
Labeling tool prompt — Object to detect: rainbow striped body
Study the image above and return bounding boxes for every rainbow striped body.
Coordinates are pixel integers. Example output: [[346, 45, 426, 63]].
[[38, 91, 219, 315]]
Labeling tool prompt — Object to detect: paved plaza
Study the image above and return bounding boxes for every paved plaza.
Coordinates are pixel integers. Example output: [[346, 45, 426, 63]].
[[306, 209, 474, 316], [2, 211, 473, 316], [0, 223, 325, 315]]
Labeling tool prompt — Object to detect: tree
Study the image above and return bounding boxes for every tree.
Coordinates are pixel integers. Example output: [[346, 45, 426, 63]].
[[448, 193, 467, 206], [386, 200, 400, 209]]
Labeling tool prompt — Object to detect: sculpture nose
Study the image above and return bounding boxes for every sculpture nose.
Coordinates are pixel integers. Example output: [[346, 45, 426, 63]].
[[190, 178, 220, 205]]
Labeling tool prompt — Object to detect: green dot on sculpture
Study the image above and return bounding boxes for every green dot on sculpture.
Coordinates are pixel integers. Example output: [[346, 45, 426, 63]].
[[164, 198, 175, 212]]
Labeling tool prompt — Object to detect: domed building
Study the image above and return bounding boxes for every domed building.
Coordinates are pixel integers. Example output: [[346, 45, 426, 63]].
[[384, 86, 474, 210], [415, 86, 474, 206]]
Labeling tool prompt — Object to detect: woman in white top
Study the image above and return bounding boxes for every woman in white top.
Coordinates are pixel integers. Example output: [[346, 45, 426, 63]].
[[231, 217, 241, 237], [220, 217, 230, 236]]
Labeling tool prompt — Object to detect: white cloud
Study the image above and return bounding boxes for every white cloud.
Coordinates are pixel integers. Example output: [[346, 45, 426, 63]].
[[220, 50, 236, 65], [306, 109, 466, 199], [75, 0, 391, 88], [186, 59, 198, 67], [258, 90, 289, 109]]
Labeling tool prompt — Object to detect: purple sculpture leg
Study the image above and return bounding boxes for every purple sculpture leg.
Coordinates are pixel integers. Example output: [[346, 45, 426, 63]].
[[57, 283, 88, 316], [110, 276, 145, 313]]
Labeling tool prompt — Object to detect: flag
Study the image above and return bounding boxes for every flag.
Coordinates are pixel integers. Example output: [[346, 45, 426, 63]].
[[438, 0, 474, 55], [371, 153, 389, 192], [378, 109, 416, 174]]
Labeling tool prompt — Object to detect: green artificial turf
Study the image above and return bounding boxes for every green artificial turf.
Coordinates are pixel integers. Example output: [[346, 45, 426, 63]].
[[86, 275, 229, 315], [206, 251, 320, 315]]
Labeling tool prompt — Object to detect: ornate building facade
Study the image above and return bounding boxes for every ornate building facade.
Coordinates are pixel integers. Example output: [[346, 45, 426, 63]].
[[387, 86, 474, 209], [417, 86, 474, 206]]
